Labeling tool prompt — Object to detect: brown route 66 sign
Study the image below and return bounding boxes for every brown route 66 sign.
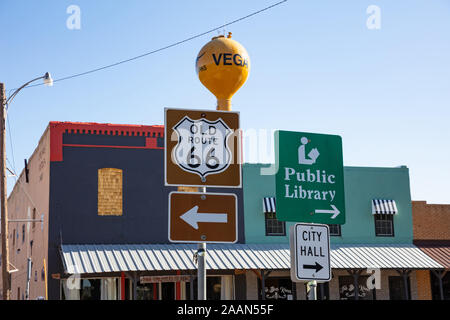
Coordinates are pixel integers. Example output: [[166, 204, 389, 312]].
[[164, 108, 241, 188]]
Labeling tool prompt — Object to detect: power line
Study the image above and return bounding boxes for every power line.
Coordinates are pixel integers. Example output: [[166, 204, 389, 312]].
[[18, 0, 287, 90], [6, 114, 17, 175]]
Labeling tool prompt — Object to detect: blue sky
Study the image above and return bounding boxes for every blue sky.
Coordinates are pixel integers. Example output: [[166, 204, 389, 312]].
[[0, 0, 449, 203]]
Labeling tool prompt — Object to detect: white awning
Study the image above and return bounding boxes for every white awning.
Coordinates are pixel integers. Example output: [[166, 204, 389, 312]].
[[372, 199, 398, 215], [263, 197, 276, 213], [60, 243, 443, 275]]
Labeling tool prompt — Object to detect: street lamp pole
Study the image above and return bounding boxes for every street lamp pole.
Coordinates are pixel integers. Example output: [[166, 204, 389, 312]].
[[0, 82, 10, 300], [0, 73, 52, 300]]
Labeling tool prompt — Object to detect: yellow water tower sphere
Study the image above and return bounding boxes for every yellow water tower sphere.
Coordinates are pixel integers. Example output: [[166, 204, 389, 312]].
[[196, 33, 250, 111]]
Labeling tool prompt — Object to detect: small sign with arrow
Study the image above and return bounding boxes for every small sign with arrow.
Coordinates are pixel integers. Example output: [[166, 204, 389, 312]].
[[290, 223, 331, 282], [168, 191, 237, 243]]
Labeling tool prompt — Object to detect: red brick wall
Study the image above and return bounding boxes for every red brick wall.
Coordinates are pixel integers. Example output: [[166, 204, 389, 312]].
[[412, 201, 450, 240]]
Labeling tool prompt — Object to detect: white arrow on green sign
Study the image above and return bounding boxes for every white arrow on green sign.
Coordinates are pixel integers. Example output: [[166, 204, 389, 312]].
[[275, 130, 346, 224]]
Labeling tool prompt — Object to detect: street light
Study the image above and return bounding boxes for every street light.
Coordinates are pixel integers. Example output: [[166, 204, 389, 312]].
[[5, 72, 53, 107], [1, 72, 52, 300]]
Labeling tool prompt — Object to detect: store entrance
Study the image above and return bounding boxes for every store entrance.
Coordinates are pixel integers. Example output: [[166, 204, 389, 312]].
[[136, 282, 175, 300], [186, 276, 222, 300]]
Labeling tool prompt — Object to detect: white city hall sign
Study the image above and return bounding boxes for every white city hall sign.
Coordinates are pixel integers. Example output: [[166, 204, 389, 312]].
[[290, 223, 331, 282], [173, 116, 232, 180]]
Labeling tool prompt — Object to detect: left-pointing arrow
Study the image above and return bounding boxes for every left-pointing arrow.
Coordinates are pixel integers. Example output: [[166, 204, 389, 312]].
[[180, 206, 228, 230]]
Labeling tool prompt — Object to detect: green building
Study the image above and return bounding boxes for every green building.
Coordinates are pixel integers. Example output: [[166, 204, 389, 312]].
[[241, 164, 442, 300]]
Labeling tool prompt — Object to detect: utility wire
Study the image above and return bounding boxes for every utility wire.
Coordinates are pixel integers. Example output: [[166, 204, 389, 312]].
[[2, 0, 288, 214], [6, 114, 17, 175], [18, 0, 287, 90]]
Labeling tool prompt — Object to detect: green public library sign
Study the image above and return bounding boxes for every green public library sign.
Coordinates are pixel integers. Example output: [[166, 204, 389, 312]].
[[275, 130, 346, 225]]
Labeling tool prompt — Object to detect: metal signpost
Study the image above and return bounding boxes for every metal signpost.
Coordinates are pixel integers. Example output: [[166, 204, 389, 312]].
[[166, 33, 248, 301], [275, 130, 346, 225], [165, 108, 241, 301]]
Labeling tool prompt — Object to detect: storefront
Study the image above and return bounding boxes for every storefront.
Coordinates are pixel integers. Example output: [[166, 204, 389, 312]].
[[59, 244, 240, 300], [59, 242, 443, 300]]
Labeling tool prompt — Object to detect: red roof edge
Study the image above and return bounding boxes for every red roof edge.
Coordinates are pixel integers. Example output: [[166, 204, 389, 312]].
[[49, 121, 164, 162]]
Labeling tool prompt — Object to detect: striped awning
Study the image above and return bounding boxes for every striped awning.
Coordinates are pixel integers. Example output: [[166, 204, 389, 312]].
[[372, 199, 398, 215], [60, 243, 443, 275], [263, 197, 276, 213], [416, 245, 450, 270]]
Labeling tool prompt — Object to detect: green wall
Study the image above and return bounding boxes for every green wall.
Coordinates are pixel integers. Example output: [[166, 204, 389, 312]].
[[243, 164, 413, 244]]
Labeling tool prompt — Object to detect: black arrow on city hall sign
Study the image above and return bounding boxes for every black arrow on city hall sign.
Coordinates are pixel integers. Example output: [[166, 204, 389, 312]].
[[303, 262, 323, 273]]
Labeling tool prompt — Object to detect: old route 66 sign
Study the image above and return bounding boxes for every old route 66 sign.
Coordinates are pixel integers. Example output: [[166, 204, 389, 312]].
[[165, 108, 241, 188], [173, 116, 231, 180]]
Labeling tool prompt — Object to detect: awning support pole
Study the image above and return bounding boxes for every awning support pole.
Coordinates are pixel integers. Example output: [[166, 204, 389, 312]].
[[319, 282, 325, 300], [292, 281, 297, 300], [347, 269, 362, 301], [261, 270, 265, 300], [396, 269, 412, 300], [432, 270, 447, 300], [260, 270, 271, 300], [190, 274, 195, 300], [353, 272, 359, 301], [133, 272, 137, 300]]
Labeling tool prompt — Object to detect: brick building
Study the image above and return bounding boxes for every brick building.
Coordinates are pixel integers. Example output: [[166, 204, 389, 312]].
[[242, 164, 443, 300], [412, 201, 450, 300], [0, 121, 246, 300], [1, 121, 446, 301]]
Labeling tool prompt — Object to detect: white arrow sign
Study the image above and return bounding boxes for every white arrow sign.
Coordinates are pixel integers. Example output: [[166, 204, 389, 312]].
[[180, 205, 228, 230], [315, 205, 340, 219]]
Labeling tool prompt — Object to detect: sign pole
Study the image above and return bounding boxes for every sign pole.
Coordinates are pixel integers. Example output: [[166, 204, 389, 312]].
[[197, 186, 207, 300], [308, 280, 317, 300]]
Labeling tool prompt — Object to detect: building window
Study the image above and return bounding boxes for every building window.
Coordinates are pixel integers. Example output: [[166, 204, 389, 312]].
[[80, 279, 101, 300], [374, 214, 394, 237], [259, 277, 293, 300], [338, 276, 374, 300], [265, 212, 286, 236], [328, 224, 341, 236], [22, 224, 25, 243], [98, 168, 123, 216], [430, 271, 450, 300], [32, 208, 36, 230], [305, 282, 330, 300], [388, 276, 411, 300], [186, 276, 224, 300]]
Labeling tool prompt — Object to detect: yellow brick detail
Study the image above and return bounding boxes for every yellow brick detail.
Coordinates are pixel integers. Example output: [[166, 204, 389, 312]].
[[98, 168, 123, 216]]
